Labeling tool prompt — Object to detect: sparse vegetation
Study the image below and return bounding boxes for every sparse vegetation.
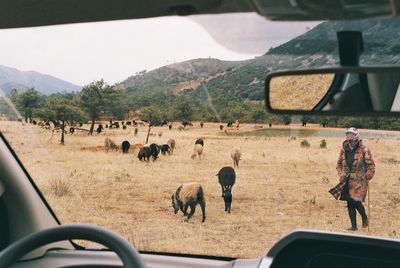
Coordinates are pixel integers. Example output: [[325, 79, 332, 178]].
[[48, 176, 71, 197], [320, 139, 327, 148], [301, 139, 310, 148]]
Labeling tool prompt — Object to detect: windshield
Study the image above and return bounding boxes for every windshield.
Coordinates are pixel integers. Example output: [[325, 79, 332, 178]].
[[1, 14, 400, 258]]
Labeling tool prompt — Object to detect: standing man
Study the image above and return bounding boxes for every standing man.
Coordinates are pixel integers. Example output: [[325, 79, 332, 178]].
[[335, 127, 375, 231]]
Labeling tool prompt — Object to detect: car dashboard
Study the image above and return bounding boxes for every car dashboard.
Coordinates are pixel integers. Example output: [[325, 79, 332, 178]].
[[8, 229, 400, 268]]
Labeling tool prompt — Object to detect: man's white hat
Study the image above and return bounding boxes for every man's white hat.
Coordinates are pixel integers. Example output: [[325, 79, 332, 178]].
[[345, 127, 359, 135]]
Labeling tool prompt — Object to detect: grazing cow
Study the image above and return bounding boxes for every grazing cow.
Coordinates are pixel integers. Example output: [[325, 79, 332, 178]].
[[69, 127, 75, 134], [217, 166, 236, 213], [121, 140, 130, 154], [134, 127, 139, 136], [138, 146, 151, 162], [200, 121, 204, 128], [169, 124, 172, 130], [123, 125, 127, 130], [171, 183, 206, 222], [126, 121, 132, 126], [150, 143, 160, 160], [160, 144, 171, 155], [96, 126, 102, 134], [219, 125, 224, 131]]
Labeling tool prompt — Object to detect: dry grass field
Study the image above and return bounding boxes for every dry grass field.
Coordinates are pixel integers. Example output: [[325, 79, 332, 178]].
[[1, 121, 400, 258]]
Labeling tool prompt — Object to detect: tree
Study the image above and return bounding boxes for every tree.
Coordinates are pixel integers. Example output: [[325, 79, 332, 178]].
[[14, 88, 41, 123], [35, 95, 85, 144], [102, 87, 127, 120], [173, 95, 194, 121], [78, 80, 109, 135]]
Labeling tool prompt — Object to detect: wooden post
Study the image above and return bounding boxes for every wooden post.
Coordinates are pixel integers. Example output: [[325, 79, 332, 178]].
[[145, 123, 151, 144]]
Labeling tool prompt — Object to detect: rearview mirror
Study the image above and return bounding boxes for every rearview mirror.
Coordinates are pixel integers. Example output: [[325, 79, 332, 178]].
[[265, 66, 400, 115]]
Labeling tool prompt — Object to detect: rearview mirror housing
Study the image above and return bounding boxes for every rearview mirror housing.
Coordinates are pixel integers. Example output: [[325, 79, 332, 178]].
[[264, 66, 400, 116]]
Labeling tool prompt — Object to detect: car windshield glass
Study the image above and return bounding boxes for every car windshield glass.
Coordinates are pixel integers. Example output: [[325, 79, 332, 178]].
[[0, 14, 400, 258]]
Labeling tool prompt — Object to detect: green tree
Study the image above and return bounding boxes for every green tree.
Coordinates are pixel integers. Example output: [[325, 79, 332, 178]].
[[174, 95, 194, 121], [14, 88, 41, 123], [78, 80, 109, 135], [35, 96, 85, 144]]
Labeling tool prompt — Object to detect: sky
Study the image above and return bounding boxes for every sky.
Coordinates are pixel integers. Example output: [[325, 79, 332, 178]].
[[0, 13, 319, 86]]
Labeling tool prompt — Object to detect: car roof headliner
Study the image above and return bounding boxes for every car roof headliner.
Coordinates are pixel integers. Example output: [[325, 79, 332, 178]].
[[0, 0, 399, 29]]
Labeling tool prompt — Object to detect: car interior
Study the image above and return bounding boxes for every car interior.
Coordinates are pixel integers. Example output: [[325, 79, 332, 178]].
[[1, 0, 400, 268]]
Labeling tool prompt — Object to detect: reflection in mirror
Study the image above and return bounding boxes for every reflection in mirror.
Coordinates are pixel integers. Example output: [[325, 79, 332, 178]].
[[269, 73, 334, 110]]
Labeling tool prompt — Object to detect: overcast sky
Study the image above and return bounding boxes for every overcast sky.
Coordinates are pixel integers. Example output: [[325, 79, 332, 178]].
[[0, 13, 319, 86]]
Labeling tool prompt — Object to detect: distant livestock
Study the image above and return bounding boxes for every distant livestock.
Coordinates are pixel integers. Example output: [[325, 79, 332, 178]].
[[182, 121, 193, 127], [219, 125, 224, 131], [150, 143, 160, 160], [195, 138, 204, 147], [121, 140, 130, 154], [161, 144, 171, 155], [169, 124, 172, 130], [178, 125, 185, 131], [134, 127, 139, 136], [96, 126, 102, 134], [138, 146, 151, 162], [171, 182, 206, 222], [200, 121, 204, 128], [217, 166, 236, 213], [123, 125, 127, 130], [167, 139, 176, 154], [191, 144, 203, 160], [231, 148, 241, 168], [69, 127, 75, 134]]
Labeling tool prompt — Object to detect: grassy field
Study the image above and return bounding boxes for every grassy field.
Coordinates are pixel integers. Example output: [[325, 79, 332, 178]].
[[1, 121, 400, 258]]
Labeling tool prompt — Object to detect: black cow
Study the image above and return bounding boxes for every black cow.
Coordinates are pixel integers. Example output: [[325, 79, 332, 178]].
[[216, 166, 236, 213], [121, 140, 130, 154]]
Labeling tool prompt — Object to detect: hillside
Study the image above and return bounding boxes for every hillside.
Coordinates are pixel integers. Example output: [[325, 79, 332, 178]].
[[116, 19, 400, 105], [0, 65, 81, 95], [112, 19, 400, 123]]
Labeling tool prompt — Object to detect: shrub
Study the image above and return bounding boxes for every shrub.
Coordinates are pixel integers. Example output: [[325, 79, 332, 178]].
[[48, 176, 71, 197], [320, 139, 327, 148], [300, 139, 310, 148]]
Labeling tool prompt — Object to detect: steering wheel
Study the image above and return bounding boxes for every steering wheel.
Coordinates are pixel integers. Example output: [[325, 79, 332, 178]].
[[0, 224, 145, 268]]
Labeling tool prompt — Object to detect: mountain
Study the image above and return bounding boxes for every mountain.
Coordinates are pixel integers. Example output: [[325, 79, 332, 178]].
[[0, 65, 81, 95], [114, 18, 400, 122]]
